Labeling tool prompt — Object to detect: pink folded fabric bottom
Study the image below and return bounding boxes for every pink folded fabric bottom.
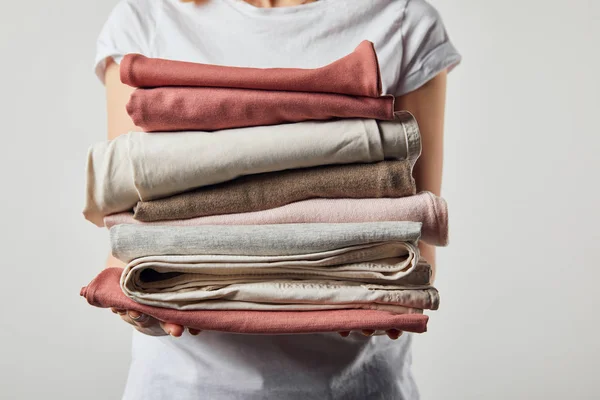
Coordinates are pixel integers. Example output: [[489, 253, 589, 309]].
[[105, 192, 449, 247], [127, 87, 395, 132], [81, 268, 429, 334]]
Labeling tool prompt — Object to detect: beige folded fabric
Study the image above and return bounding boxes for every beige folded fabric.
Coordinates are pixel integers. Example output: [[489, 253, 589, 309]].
[[84, 112, 420, 227], [122, 241, 426, 288], [121, 250, 438, 312], [120, 278, 438, 312], [133, 160, 416, 222]]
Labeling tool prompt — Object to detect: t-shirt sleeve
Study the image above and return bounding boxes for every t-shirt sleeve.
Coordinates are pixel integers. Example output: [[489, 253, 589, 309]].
[[94, 0, 158, 84], [396, 0, 462, 96]]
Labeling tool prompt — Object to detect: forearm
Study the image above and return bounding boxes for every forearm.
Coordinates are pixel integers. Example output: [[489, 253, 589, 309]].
[[395, 71, 448, 282], [104, 59, 140, 270]]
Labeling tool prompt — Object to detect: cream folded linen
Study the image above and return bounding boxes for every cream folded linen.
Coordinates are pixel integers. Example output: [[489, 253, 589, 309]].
[[121, 241, 425, 287], [110, 221, 422, 263], [120, 277, 439, 312], [120, 248, 435, 311], [104, 192, 448, 246], [84, 111, 421, 226], [121, 253, 437, 312]]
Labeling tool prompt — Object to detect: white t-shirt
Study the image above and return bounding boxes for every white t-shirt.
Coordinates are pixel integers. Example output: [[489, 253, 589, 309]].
[[95, 1, 460, 399]]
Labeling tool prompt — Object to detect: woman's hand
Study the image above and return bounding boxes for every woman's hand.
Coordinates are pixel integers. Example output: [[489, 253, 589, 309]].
[[338, 330, 403, 340], [110, 308, 201, 337]]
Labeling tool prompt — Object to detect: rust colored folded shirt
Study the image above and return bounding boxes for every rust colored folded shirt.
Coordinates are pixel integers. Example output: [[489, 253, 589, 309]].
[[133, 161, 415, 222], [120, 40, 382, 97], [81, 268, 429, 334], [127, 87, 394, 132]]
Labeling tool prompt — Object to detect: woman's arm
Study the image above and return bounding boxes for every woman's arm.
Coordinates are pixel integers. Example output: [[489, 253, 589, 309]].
[[104, 59, 188, 337], [395, 70, 448, 282]]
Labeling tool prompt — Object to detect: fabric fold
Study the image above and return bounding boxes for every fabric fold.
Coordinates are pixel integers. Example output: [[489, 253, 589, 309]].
[[120, 251, 436, 311], [124, 254, 432, 288], [132, 161, 416, 222], [106, 192, 448, 246], [110, 221, 422, 263], [81, 268, 429, 334], [84, 112, 421, 227], [127, 87, 394, 132], [120, 40, 382, 97], [121, 278, 439, 312]]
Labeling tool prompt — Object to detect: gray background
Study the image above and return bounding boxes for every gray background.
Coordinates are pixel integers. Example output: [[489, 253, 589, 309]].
[[0, 0, 598, 398]]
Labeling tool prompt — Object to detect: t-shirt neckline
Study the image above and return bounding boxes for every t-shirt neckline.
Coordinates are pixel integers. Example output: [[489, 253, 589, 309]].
[[220, 0, 332, 16]]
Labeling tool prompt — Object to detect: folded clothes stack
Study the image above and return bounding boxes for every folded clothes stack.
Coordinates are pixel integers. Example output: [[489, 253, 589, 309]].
[[80, 40, 449, 335]]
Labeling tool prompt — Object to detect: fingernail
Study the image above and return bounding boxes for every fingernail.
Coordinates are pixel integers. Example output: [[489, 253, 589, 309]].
[[362, 330, 375, 337], [388, 329, 401, 340], [129, 311, 142, 320]]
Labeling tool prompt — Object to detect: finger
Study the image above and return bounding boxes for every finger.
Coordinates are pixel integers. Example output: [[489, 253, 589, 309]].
[[112, 308, 127, 315], [118, 313, 138, 327], [386, 329, 403, 340], [338, 331, 350, 337], [159, 321, 184, 337], [188, 328, 202, 336], [127, 311, 154, 328], [361, 329, 375, 337]]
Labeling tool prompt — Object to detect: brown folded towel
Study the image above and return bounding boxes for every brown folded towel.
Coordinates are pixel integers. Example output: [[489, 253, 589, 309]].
[[133, 161, 416, 222]]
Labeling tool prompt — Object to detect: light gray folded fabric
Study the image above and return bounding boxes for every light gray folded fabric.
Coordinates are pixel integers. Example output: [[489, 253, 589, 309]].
[[110, 221, 422, 263], [84, 111, 421, 226]]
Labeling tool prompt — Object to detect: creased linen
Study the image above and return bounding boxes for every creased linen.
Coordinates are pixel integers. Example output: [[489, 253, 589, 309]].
[[120, 40, 382, 97], [132, 161, 416, 222], [84, 112, 421, 227], [124, 253, 431, 288], [127, 87, 394, 132], [81, 268, 429, 334], [121, 277, 439, 311], [106, 192, 448, 246], [110, 221, 422, 263], [121, 250, 435, 311]]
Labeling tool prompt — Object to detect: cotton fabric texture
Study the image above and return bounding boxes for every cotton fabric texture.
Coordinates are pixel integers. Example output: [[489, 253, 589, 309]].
[[81, 268, 430, 334], [84, 112, 421, 227], [127, 87, 394, 132], [121, 271, 439, 312], [106, 191, 449, 246], [94, 0, 460, 398], [122, 39, 391, 132], [110, 221, 422, 263], [124, 254, 432, 294], [119, 246, 439, 311], [132, 160, 416, 222], [120, 40, 382, 96]]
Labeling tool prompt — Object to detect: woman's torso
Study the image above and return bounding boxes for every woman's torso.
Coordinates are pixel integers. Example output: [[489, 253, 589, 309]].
[[97, 1, 459, 398]]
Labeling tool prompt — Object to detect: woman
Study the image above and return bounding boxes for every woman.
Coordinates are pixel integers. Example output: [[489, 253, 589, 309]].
[[97, 0, 461, 398]]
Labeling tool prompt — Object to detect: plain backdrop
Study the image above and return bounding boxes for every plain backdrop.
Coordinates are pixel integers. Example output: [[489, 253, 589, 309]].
[[0, 0, 598, 399]]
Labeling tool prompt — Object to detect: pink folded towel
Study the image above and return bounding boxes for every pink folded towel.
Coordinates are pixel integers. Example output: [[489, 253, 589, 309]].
[[120, 40, 382, 97], [105, 192, 449, 246], [80, 268, 429, 334], [127, 87, 394, 132]]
